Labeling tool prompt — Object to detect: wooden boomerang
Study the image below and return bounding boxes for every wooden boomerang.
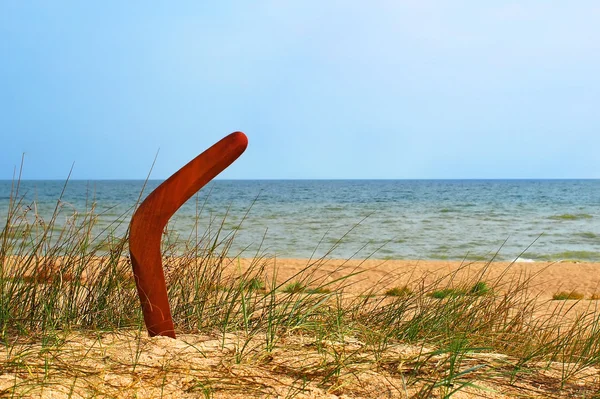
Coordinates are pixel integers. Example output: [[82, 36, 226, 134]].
[[129, 132, 248, 338]]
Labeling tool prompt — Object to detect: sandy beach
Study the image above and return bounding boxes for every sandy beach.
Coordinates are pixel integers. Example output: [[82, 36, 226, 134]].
[[14, 256, 600, 300], [2, 256, 600, 398], [233, 258, 600, 300]]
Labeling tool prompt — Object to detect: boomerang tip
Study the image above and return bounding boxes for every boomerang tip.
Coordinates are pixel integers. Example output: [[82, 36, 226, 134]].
[[230, 131, 248, 149]]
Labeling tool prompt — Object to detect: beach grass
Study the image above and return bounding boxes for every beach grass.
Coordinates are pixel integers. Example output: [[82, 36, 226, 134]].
[[552, 291, 586, 300], [384, 285, 412, 297], [1, 179, 600, 397]]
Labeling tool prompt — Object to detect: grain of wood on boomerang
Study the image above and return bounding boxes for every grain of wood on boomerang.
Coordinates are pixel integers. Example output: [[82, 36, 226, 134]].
[[129, 131, 248, 338]]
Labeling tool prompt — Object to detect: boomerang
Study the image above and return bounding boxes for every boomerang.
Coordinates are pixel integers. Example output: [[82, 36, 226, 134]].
[[129, 132, 248, 338]]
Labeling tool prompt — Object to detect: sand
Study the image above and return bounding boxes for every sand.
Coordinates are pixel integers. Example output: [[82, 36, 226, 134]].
[[2, 257, 600, 398], [2, 329, 598, 399], [236, 258, 600, 300], [8, 255, 600, 299]]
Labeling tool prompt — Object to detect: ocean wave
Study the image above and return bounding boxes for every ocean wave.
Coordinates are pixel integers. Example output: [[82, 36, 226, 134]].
[[549, 213, 593, 221], [439, 208, 459, 213], [576, 232, 599, 240], [514, 257, 536, 263], [524, 251, 600, 262]]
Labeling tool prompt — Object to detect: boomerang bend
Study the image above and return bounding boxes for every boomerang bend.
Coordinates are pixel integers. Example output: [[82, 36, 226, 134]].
[[129, 132, 248, 338]]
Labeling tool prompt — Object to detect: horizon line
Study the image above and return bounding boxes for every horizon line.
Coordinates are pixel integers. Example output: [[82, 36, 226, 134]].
[[2, 177, 599, 182]]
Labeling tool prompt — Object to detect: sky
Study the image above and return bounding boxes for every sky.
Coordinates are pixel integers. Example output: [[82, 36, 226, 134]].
[[1, 1, 599, 180]]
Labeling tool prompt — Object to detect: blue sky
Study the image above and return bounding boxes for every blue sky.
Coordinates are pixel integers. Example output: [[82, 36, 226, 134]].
[[1, 2, 599, 180]]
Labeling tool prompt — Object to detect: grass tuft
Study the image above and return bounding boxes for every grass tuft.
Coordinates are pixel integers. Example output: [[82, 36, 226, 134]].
[[552, 291, 585, 300], [384, 285, 412, 297], [282, 281, 306, 294], [469, 281, 492, 296], [429, 287, 466, 299]]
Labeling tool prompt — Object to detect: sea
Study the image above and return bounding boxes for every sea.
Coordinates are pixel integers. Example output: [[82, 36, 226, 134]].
[[1, 179, 599, 262]]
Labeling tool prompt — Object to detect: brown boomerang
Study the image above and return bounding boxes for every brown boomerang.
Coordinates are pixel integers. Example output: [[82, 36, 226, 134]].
[[129, 132, 248, 338]]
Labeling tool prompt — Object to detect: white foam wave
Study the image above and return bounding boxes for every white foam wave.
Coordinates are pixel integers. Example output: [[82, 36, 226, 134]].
[[514, 257, 536, 263]]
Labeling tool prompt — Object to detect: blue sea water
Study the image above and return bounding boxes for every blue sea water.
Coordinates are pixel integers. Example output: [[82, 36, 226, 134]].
[[1, 179, 599, 261]]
